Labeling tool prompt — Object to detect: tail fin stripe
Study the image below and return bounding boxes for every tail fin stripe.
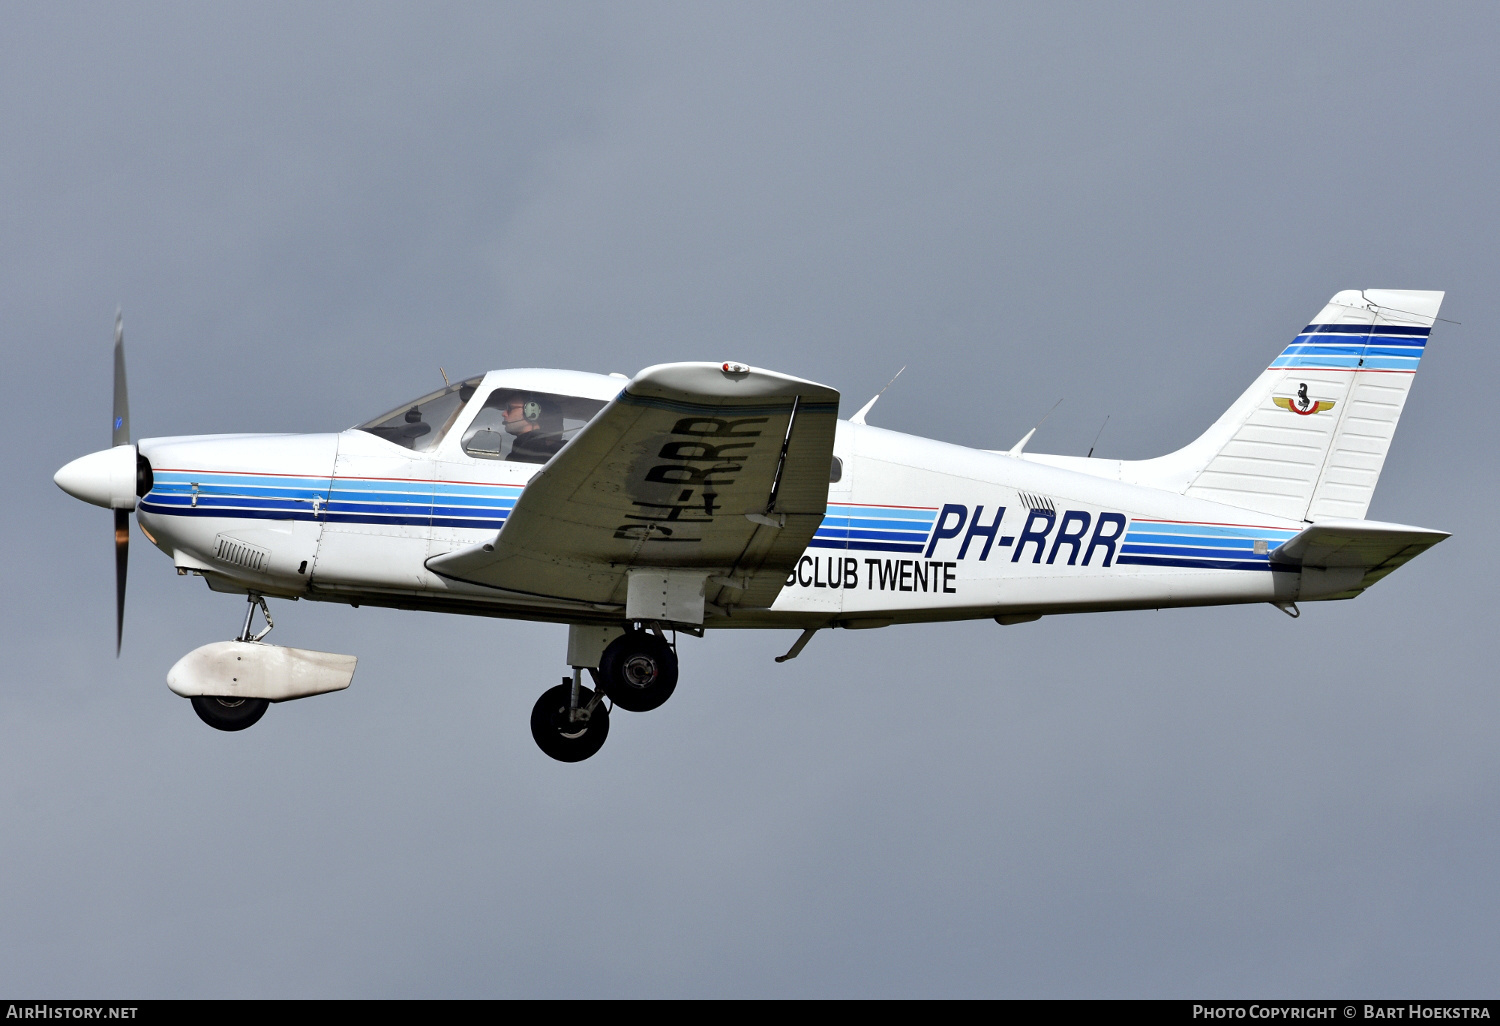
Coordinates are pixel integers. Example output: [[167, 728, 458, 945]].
[[1272, 336, 1426, 372], [1300, 323, 1431, 336], [1283, 339, 1427, 352]]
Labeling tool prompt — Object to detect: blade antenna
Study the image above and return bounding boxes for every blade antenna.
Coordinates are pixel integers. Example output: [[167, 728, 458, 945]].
[[849, 365, 905, 425], [1007, 398, 1062, 457]]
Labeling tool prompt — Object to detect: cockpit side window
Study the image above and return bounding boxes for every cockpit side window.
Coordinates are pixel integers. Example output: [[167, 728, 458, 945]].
[[461, 390, 607, 464], [356, 377, 483, 452]]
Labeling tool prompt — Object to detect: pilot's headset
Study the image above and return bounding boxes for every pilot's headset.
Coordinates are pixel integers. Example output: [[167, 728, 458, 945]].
[[497, 392, 541, 422]]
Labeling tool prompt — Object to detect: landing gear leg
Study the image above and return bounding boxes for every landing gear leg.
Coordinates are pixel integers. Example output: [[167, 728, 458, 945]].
[[530, 668, 611, 762], [238, 592, 274, 642], [190, 592, 275, 733]]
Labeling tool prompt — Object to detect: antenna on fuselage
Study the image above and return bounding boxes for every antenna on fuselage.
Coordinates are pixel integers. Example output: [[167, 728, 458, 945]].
[[439, 367, 450, 387], [849, 365, 906, 425], [1086, 415, 1110, 458], [1007, 398, 1062, 457]]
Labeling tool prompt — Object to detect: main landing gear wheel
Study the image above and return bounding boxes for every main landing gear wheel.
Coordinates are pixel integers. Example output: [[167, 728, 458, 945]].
[[191, 695, 269, 732], [597, 631, 678, 713], [531, 682, 610, 762]]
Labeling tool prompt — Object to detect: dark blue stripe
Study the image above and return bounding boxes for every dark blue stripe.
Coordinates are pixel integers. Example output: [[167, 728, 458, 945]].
[[321, 512, 432, 527], [138, 502, 320, 523], [812, 538, 930, 554], [326, 503, 432, 517], [1122, 543, 1266, 560], [816, 528, 932, 543], [1300, 324, 1430, 336], [427, 516, 510, 530], [845, 540, 927, 553], [145, 493, 317, 512], [1117, 554, 1297, 572]]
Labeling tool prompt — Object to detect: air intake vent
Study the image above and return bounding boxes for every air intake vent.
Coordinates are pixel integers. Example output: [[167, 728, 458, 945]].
[[214, 534, 269, 573], [1018, 491, 1054, 512]]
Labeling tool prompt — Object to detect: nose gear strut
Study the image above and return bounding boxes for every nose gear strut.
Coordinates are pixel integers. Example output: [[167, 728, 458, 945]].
[[237, 592, 275, 643]]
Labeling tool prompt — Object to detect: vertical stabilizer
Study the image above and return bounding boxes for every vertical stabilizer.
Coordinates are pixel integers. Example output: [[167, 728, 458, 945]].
[[1120, 290, 1442, 521]]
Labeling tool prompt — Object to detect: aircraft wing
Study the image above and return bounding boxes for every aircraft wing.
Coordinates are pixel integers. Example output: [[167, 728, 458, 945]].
[[427, 362, 840, 617], [1271, 519, 1449, 592]]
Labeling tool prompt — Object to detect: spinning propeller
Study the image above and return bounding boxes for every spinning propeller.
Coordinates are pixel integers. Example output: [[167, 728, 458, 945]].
[[111, 312, 130, 654], [54, 312, 149, 655]]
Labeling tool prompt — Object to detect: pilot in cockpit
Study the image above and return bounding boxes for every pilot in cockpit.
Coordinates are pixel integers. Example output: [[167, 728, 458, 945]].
[[498, 392, 566, 464]]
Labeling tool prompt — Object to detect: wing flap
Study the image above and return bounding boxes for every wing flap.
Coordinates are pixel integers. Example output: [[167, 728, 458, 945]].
[[427, 362, 839, 616]]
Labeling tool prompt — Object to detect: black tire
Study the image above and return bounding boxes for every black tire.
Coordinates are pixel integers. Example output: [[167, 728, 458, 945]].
[[530, 683, 610, 762], [597, 631, 679, 713], [191, 695, 269, 732]]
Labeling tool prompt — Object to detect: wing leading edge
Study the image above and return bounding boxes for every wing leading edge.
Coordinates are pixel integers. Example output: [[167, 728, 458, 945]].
[[427, 362, 840, 620]]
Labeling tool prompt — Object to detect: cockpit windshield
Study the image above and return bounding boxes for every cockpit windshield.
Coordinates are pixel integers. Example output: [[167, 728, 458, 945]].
[[460, 389, 607, 464], [356, 376, 483, 452]]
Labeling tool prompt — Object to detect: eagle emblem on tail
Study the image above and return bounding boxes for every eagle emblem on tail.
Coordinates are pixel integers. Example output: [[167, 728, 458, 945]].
[[1273, 382, 1336, 416]]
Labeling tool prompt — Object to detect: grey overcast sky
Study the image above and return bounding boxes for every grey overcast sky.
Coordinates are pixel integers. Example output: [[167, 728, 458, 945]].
[[4, 2, 1498, 997]]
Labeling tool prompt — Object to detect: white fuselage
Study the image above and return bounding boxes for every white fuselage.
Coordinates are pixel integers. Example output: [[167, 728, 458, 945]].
[[133, 368, 1310, 631]]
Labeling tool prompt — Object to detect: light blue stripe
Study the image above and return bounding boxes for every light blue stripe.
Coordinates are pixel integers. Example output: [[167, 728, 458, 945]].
[[1126, 535, 1261, 552], [820, 516, 935, 531], [434, 482, 522, 497], [154, 471, 326, 486], [330, 482, 433, 496], [1272, 355, 1420, 370], [826, 505, 937, 523]]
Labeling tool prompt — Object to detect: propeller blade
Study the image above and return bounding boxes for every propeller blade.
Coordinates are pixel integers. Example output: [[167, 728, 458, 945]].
[[112, 310, 129, 447], [114, 506, 129, 656], [112, 312, 131, 655]]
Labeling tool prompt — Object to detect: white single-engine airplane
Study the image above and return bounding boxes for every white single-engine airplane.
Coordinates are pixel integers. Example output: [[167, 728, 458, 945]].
[[55, 290, 1450, 761]]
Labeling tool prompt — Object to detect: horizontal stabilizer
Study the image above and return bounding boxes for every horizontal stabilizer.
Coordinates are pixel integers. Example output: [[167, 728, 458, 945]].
[[1270, 519, 1448, 600], [1271, 519, 1449, 567]]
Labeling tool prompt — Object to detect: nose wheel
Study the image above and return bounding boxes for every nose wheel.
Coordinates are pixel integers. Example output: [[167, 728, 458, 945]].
[[191, 695, 269, 732]]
